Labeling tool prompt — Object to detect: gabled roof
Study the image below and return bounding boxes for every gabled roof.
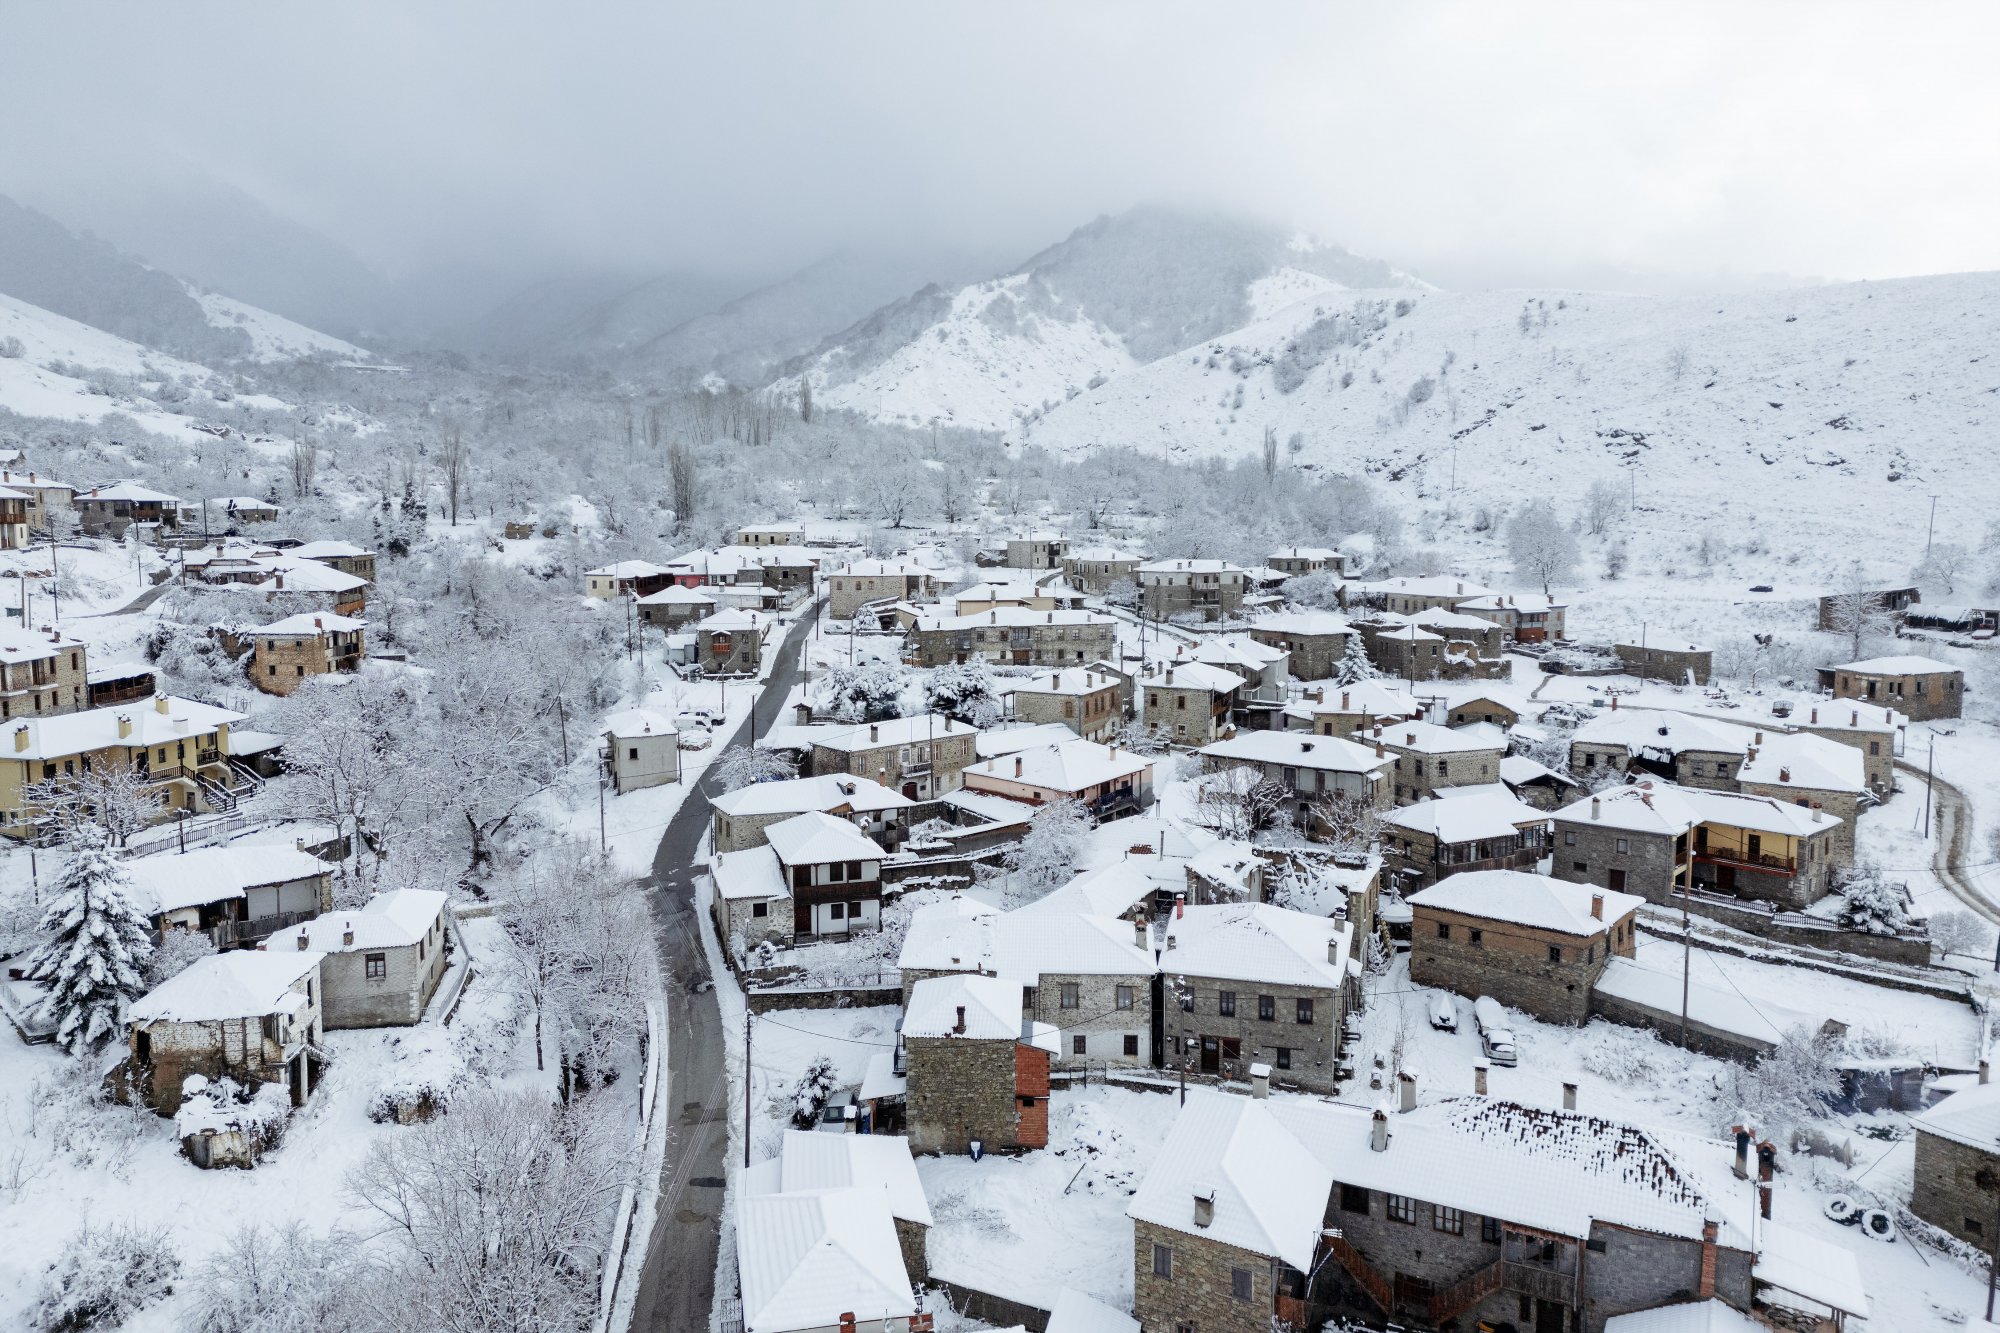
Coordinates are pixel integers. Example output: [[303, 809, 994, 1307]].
[[1409, 870, 1641, 936], [764, 811, 885, 867], [1138, 660, 1245, 693], [1913, 1081, 2000, 1153], [712, 774, 914, 819], [288, 540, 372, 560], [636, 583, 716, 605], [8, 695, 245, 761], [1125, 1088, 1334, 1271], [1829, 654, 1959, 674], [286, 889, 447, 952], [976, 723, 1090, 759], [1269, 546, 1339, 561], [1352, 575, 1493, 599], [0, 626, 86, 664], [735, 1188, 913, 1333], [701, 607, 765, 632], [897, 898, 1152, 982], [1573, 709, 1757, 759], [252, 612, 365, 637], [1295, 679, 1423, 718], [125, 845, 328, 915], [1200, 730, 1391, 775], [1736, 731, 1866, 794], [810, 714, 974, 752], [741, 1129, 932, 1226], [1553, 781, 1839, 839], [713, 844, 789, 901], [1251, 611, 1352, 637], [130, 950, 321, 1024], [602, 706, 678, 740], [1500, 754, 1579, 791], [1046, 1289, 1140, 1333], [1159, 903, 1350, 989], [1602, 1302, 1761, 1333], [77, 481, 180, 504], [1137, 558, 1246, 575], [584, 559, 672, 578], [963, 740, 1152, 793], [1384, 791, 1549, 844], [1019, 862, 1159, 918], [1371, 719, 1506, 755], [836, 557, 932, 578], [1005, 668, 1121, 697], [904, 973, 1023, 1040]]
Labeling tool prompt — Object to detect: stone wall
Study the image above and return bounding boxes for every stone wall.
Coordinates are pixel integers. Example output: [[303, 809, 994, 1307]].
[[1794, 722, 1895, 793], [319, 933, 445, 1028], [1612, 643, 1713, 685], [1586, 986, 1776, 1062], [1553, 820, 1682, 904], [1737, 781, 1859, 865], [1409, 906, 1624, 1025], [1911, 1128, 2000, 1246], [894, 1217, 929, 1287], [1012, 684, 1122, 740], [742, 983, 902, 1014], [906, 1034, 1022, 1154], [1142, 682, 1228, 744], [1668, 890, 1930, 967], [1830, 667, 1962, 721], [1380, 742, 1504, 803], [1248, 629, 1344, 681], [1157, 968, 1342, 1094], [1131, 1217, 1278, 1333], [1032, 970, 1152, 1069]]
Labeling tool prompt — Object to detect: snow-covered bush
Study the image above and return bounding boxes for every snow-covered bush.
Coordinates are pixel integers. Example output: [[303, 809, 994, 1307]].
[[1283, 571, 1342, 610], [146, 927, 216, 987], [923, 661, 1001, 726], [174, 1075, 292, 1163], [814, 662, 910, 723], [1931, 909, 1993, 960], [790, 1053, 839, 1128], [33, 1218, 180, 1332], [1718, 1026, 1843, 1144], [1834, 869, 1914, 935], [183, 1221, 361, 1333], [712, 744, 796, 794], [1004, 798, 1089, 904], [1577, 1024, 1671, 1084], [367, 1024, 470, 1124]]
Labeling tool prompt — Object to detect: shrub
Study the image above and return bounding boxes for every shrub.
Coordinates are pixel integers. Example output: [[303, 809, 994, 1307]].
[[34, 1219, 180, 1331]]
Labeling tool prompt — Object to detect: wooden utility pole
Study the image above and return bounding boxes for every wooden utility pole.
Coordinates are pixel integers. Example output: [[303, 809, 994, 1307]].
[[1924, 737, 1936, 840], [744, 1012, 754, 1167]]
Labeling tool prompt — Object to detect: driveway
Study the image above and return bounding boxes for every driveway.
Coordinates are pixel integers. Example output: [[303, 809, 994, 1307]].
[[627, 607, 815, 1333]]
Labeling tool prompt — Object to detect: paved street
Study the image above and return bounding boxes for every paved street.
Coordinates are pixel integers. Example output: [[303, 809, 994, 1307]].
[[627, 610, 814, 1333]]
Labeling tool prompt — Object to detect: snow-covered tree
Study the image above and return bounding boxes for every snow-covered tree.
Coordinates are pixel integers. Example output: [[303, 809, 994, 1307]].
[[1824, 562, 1897, 661], [23, 764, 165, 849], [25, 827, 155, 1057], [1334, 632, 1377, 685], [1930, 910, 1992, 961], [1506, 500, 1579, 595], [1190, 766, 1288, 840], [1283, 571, 1342, 610], [711, 745, 796, 794], [1003, 798, 1089, 904], [1834, 868, 1913, 935], [790, 1053, 838, 1128], [1717, 1026, 1842, 1144], [1307, 792, 1383, 857], [147, 928, 216, 987], [184, 1220, 362, 1333], [923, 662, 1000, 727]]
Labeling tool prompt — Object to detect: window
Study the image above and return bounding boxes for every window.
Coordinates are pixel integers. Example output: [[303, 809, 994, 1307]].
[[628, 747, 639, 761], [1152, 1243, 1173, 1278], [1573, 861, 1587, 874], [1870, 740, 1881, 756], [1615, 837, 1629, 854], [829, 902, 845, 919], [1230, 1268, 1252, 1301], [1276, 1046, 1292, 1070], [1433, 1205, 1464, 1235], [845, 860, 862, 880], [1116, 984, 1133, 1010], [1296, 998, 1314, 1024], [1437, 922, 1451, 940], [1124, 1034, 1139, 1057], [830, 862, 848, 883], [1340, 1184, 1370, 1214], [1481, 1215, 1502, 1244], [1072, 1035, 1087, 1056], [1218, 990, 1236, 1017], [1387, 1195, 1419, 1224], [1586, 1238, 1608, 1253], [1061, 983, 1081, 1009], [364, 953, 387, 980], [1257, 994, 1275, 1021], [1548, 945, 1563, 964], [1180, 990, 1194, 1012], [1469, 928, 1484, 947], [1564, 830, 1577, 847], [751, 902, 767, 918]]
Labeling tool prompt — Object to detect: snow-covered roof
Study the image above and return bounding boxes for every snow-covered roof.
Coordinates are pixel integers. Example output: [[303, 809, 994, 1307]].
[[1190, 635, 1287, 668], [1019, 862, 1159, 919], [701, 607, 765, 633], [288, 540, 371, 560], [1457, 592, 1565, 613], [1351, 575, 1493, 600], [764, 811, 884, 867], [1553, 781, 1839, 840], [124, 845, 328, 916], [1371, 719, 1506, 755], [636, 583, 716, 605], [1270, 546, 1340, 561], [911, 607, 1114, 632], [1125, 1088, 1334, 1271], [584, 559, 672, 578], [1066, 545, 1141, 562], [1005, 668, 1121, 697], [742, 1129, 932, 1227], [904, 973, 1023, 1040], [1384, 791, 1549, 844], [962, 739, 1152, 793], [1408, 607, 1504, 633], [1293, 679, 1423, 719], [1159, 903, 1350, 989], [899, 898, 1153, 983], [1252, 611, 1352, 637], [810, 714, 975, 752], [713, 774, 914, 819], [735, 1187, 913, 1333], [0, 470, 72, 492], [1573, 709, 1757, 758], [1046, 1288, 1139, 1333], [77, 481, 180, 504], [1829, 654, 1959, 675], [1736, 731, 1866, 794], [974, 723, 1084, 759], [1139, 660, 1246, 694], [251, 612, 365, 637], [1602, 1303, 1760, 1333], [7, 695, 245, 760], [1500, 754, 1579, 790], [1136, 558, 1246, 576], [131, 949, 321, 1024], [0, 626, 85, 664], [1199, 730, 1391, 775], [602, 706, 678, 741], [934, 788, 1037, 830], [836, 557, 932, 578], [1409, 870, 1642, 936], [713, 845, 788, 901], [285, 889, 447, 952], [859, 1051, 906, 1103], [1592, 957, 1796, 1047], [1913, 1081, 2000, 1152]]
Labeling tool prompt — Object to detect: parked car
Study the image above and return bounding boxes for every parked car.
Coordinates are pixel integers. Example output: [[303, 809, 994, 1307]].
[[1472, 996, 1507, 1033], [1428, 993, 1458, 1032], [816, 1091, 857, 1133], [1482, 1026, 1520, 1067], [678, 728, 713, 751]]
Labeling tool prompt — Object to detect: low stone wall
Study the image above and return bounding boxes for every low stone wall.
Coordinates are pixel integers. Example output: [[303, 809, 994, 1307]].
[[928, 1279, 1050, 1333], [1587, 988, 1777, 1064], [1670, 891, 1931, 968], [744, 984, 902, 1014]]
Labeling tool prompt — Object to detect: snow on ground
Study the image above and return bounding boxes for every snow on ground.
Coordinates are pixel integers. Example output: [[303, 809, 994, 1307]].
[[189, 286, 370, 363]]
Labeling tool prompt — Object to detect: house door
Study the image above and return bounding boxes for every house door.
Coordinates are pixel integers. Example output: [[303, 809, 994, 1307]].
[[1746, 834, 1762, 862], [902, 782, 919, 799], [1534, 1298, 1567, 1333], [794, 903, 812, 935], [1717, 864, 1737, 895], [1199, 1036, 1220, 1073], [288, 1054, 306, 1107]]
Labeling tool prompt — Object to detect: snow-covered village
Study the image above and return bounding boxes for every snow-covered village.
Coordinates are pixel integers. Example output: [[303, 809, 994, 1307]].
[[1, 6, 1999, 1333]]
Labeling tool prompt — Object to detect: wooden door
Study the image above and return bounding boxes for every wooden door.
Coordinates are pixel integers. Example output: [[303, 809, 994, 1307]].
[[1534, 1297, 1567, 1333], [1199, 1036, 1220, 1073]]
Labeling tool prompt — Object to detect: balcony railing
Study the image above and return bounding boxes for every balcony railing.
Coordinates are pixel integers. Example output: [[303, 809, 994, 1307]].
[[1695, 848, 1796, 875]]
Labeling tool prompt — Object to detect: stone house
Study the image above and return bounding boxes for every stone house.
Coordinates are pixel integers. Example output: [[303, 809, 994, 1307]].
[[741, 1130, 933, 1289], [903, 973, 1057, 1155], [1910, 1080, 2000, 1247], [827, 558, 939, 619], [1137, 559, 1247, 622], [767, 811, 889, 939], [736, 521, 806, 546], [1198, 730, 1394, 825], [961, 739, 1154, 821], [1368, 720, 1508, 804], [0, 486, 29, 548], [733, 1186, 920, 1333], [1158, 903, 1353, 1094], [1408, 608, 1507, 661], [711, 843, 793, 951], [1735, 731, 1868, 864], [1062, 545, 1142, 593], [1248, 612, 1352, 681], [583, 559, 673, 599], [1268, 546, 1345, 578], [249, 613, 365, 695], [279, 889, 451, 1028], [1792, 703, 1899, 795], [1408, 870, 1642, 1025], [125, 844, 333, 946], [1551, 781, 1844, 911], [1006, 668, 1125, 741], [127, 950, 324, 1113], [1569, 707, 1756, 792], [1290, 681, 1424, 738], [601, 706, 680, 793], [903, 607, 1116, 669], [695, 608, 765, 675], [74, 481, 180, 535], [179, 497, 280, 529], [636, 583, 716, 629], [1426, 685, 1525, 729], [951, 580, 1071, 616], [1356, 620, 1448, 681], [1140, 661, 1245, 744], [0, 693, 248, 836], [1382, 790, 1552, 890], [1188, 636, 1290, 706], [1816, 586, 1921, 631], [1818, 655, 1963, 721], [711, 773, 915, 853], [1614, 639, 1712, 685], [1500, 754, 1585, 811], [1456, 592, 1568, 643], [1007, 531, 1069, 571], [1347, 575, 1493, 617], [288, 540, 378, 582], [807, 714, 979, 799], [0, 470, 76, 529], [0, 626, 90, 718]]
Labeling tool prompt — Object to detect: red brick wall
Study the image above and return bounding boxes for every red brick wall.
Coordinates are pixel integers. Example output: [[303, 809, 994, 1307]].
[[1014, 1043, 1050, 1149]]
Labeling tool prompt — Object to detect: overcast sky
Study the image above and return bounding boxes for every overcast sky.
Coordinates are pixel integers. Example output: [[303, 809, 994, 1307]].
[[4, 1, 1996, 289]]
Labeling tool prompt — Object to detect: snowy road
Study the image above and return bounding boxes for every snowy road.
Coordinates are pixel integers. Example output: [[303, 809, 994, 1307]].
[[627, 605, 814, 1333]]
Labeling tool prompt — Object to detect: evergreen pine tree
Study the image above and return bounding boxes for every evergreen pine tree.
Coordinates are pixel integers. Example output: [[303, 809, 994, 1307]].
[[26, 826, 155, 1056], [1335, 631, 1378, 685]]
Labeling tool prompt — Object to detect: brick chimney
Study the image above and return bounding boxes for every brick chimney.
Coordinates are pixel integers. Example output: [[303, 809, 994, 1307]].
[[1341, 691, 1350, 710], [869, 723, 879, 743], [1590, 893, 1604, 920], [953, 1005, 966, 1035], [1369, 1108, 1389, 1151], [1779, 766, 1791, 783], [1014, 756, 1023, 778], [1697, 1219, 1718, 1299]]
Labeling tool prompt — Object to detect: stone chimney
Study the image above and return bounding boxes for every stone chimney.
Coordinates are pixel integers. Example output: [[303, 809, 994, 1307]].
[[953, 1005, 966, 1035], [1370, 1108, 1389, 1151], [1754, 731, 1763, 745], [1810, 707, 1818, 724], [1779, 766, 1791, 783], [296, 930, 309, 951], [342, 925, 354, 948], [1397, 1069, 1417, 1113], [1474, 1063, 1488, 1096], [1328, 935, 1342, 963], [1341, 691, 1350, 710], [1981, 1060, 1990, 1086], [1757, 1142, 1777, 1219], [1249, 1063, 1270, 1098], [1851, 710, 1859, 725], [1165, 667, 1174, 686], [869, 723, 879, 744], [274, 573, 284, 590], [1562, 1081, 1577, 1111], [12, 724, 26, 752], [1193, 1185, 1216, 1227]]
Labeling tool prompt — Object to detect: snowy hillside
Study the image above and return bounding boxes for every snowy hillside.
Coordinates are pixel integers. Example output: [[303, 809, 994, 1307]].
[[774, 207, 1417, 432], [189, 284, 370, 362], [1021, 273, 2000, 552]]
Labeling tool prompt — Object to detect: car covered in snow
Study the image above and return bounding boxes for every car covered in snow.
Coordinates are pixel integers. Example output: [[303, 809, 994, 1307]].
[[1428, 993, 1458, 1032], [677, 727, 713, 751]]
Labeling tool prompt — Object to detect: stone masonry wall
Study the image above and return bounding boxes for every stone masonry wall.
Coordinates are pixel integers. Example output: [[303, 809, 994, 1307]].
[[1911, 1129, 2000, 1246], [1132, 1217, 1277, 1333], [1554, 820, 1682, 904], [1032, 971, 1152, 1068], [318, 936, 443, 1028], [906, 1034, 1021, 1155], [1157, 969, 1342, 1094], [1408, 906, 1617, 1025]]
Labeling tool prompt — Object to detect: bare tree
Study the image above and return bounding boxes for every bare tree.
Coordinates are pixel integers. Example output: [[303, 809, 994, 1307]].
[[438, 425, 468, 528], [1914, 541, 1970, 597], [936, 465, 968, 526], [798, 375, 814, 424], [667, 437, 699, 529], [24, 765, 166, 848], [1306, 792, 1384, 857], [1825, 562, 1896, 659], [1666, 342, 1692, 381], [288, 436, 319, 499], [1583, 479, 1620, 537], [1190, 766, 1288, 840], [1506, 500, 1579, 595]]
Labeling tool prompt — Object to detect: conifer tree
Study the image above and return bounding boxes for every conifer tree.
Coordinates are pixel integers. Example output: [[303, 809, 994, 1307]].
[[26, 826, 154, 1056], [1335, 631, 1378, 685]]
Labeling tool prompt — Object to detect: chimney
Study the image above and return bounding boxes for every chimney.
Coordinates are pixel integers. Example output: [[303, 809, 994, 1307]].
[[1562, 1081, 1577, 1111], [840, 1315, 858, 1333], [1851, 710, 1859, 725], [296, 930, 309, 951], [117, 714, 132, 739], [1175, 893, 1185, 919], [1590, 797, 1601, 821], [1014, 756, 1023, 778], [1397, 1069, 1417, 1113], [1779, 766, 1791, 783], [313, 617, 322, 630], [1754, 731, 1763, 745], [1757, 1141, 1777, 1218], [1810, 707, 1818, 723], [1193, 1185, 1216, 1227], [1474, 1063, 1488, 1096], [1590, 893, 1604, 920], [342, 926, 354, 947], [953, 1005, 966, 1035], [156, 693, 170, 714], [1165, 667, 1174, 685], [1405, 732, 1415, 746], [1342, 691, 1350, 710], [1249, 1063, 1270, 1098], [275, 573, 284, 590], [1697, 1219, 1718, 1299], [1611, 694, 1618, 710], [1455, 582, 1463, 594], [11, 724, 25, 752], [1981, 1060, 1990, 1086], [1374, 738, 1384, 759], [1135, 919, 1148, 950], [1732, 1126, 1751, 1179], [869, 724, 879, 743], [1369, 1108, 1389, 1152]]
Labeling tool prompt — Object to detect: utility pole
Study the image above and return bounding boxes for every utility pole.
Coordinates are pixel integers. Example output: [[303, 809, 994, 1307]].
[[1928, 495, 1940, 556], [556, 696, 570, 767], [744, 1012, 754, 1168], [598, 770, 607, 852], [1924, 736, 1936, 840], [1679, 891, 1692, 1050]]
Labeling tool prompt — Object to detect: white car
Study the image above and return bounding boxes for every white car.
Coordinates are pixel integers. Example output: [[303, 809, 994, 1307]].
[[1481, 1027, 1519, 1068], [677, 728, 713, 751], [1428, 994, 1458, 1032]]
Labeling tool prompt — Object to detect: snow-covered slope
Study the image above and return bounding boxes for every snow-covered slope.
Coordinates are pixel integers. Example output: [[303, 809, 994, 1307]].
[[189, 285, 369, 362], [773, 207, 1417, 433], [1022, 273, 2000, 550]]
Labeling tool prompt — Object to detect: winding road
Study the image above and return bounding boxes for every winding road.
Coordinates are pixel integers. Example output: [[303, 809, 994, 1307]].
[[1894, 757, 1997, 926], [626, 607, 815, 1333]]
